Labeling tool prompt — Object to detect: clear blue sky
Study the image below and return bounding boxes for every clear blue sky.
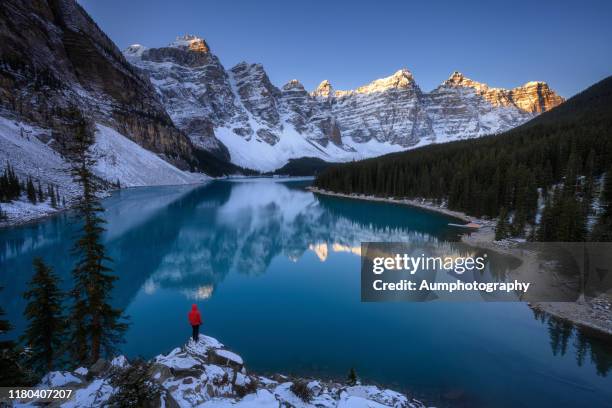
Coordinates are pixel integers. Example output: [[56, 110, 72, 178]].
[[80, 0, 612, 97]]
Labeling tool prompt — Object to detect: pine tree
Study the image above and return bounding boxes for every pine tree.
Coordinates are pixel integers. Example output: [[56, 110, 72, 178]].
[[582, 149, 596, 216], [26, 177, 36, 204], [49, 185, 57, 208], [37, 181, 44, 203], [21, 258, 66, 374], [537, 190, 552, 241], [347, 367, 358, 386], [66, 114, 127, 365], [0, 287, 28, 386], [495, 207, 509, 240]]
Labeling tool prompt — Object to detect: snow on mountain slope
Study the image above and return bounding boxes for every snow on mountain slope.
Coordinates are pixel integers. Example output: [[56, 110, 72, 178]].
[[0, 116, 76, 194], [0, 115, 205, 225], [124, 35, 564, 172], [92, 124, 205, 187], [0, 116, 204, 190], [215, 124, 403, 172]]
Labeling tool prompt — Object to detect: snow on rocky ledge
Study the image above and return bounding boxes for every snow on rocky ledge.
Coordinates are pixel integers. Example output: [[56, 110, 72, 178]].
[[17, 335, 427, 408]]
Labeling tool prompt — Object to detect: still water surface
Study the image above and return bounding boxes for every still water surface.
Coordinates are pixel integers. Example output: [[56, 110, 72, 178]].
[[1, 179, 611, 407]]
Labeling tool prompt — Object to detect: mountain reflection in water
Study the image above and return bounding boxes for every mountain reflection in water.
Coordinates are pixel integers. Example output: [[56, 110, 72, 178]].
[[1, 179, 610, 408]]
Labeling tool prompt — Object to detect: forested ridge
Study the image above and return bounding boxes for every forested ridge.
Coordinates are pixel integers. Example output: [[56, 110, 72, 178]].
[[314, 76, 612, 240]]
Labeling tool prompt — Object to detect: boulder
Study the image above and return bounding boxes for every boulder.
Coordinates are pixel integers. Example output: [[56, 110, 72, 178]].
[[89, 358, 110, 377], [208, 348, 244, 371], [149, 362, 174, 384]]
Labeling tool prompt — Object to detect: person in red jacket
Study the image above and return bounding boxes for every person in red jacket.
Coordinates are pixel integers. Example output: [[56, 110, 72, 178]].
[[188, 304, 202, 342]]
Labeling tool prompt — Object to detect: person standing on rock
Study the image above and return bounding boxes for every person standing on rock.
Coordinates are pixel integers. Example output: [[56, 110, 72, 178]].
[[188, 304, 202, 343]]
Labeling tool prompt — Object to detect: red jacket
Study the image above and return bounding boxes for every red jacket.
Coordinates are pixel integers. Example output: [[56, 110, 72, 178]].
[[188, 304, 202, 326]]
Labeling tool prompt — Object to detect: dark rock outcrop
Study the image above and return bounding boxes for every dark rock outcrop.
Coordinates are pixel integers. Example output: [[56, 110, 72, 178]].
[[0, 0, 195, 168]]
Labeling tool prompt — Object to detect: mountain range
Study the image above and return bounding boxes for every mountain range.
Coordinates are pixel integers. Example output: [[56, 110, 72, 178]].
[[125, 35, 563, 171], [0, 0, 564, 184]]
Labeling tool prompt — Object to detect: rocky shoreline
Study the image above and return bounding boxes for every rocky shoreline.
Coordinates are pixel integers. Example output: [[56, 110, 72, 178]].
[[16, 335, 427, 408], [308, 187, 612, 338], [307, 187, 473, 224]]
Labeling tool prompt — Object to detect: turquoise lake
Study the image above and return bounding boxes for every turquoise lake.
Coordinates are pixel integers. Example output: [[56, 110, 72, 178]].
[[1, 178, 611, 407]]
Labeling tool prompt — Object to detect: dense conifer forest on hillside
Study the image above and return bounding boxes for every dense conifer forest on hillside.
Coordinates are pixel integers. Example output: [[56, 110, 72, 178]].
[[314, 76, 612, 240]]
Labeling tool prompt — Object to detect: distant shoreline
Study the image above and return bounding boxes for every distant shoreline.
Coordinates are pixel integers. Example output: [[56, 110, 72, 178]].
[[307, 186, 612, 339], [307, 186, 475, 224]]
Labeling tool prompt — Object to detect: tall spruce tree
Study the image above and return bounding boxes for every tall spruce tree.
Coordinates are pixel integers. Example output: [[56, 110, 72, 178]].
[[0, 287, 28, 386], [537, 176, 587, 242], [347, 367, 358, 386], [0, 163, 21, 202], [49, 185, 57, 208], [36, 181, 44, 203], [66, 113, 127, 365], [21, 258, 66, 373], [26, 177, 36, 204], [495, 207, 510, 240]]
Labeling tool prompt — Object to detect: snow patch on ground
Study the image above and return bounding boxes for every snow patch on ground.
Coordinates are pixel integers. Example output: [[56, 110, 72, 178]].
[[0, 198, 59, 226], [40, 371, 82, 387], [110, 355, 129, 368], [61, 379, 113, 408], [214, 349, 243, 365]]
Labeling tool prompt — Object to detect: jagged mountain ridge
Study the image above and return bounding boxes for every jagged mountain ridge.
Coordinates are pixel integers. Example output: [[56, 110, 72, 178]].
[[0, 0, 202, 169], [125, 35, 564, 171]]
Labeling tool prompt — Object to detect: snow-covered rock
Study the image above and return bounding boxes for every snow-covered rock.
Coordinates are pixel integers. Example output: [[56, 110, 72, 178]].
[[110, 355, 129, 369], [20, 335, 427, 408], [40, 371, 82, 387], [124, 35, 564, 171], [74, 367, 88, 376]]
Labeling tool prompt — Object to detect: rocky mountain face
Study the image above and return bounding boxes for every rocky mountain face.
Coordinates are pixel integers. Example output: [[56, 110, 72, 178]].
[[0, 0, 564, 175], [0, 0, 196, 169], [125, 35, 564, 171]]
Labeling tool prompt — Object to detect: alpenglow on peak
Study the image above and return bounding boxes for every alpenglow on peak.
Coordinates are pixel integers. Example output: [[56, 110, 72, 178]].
[[312, 80, 333, 98], [170, 34, 210, 53]]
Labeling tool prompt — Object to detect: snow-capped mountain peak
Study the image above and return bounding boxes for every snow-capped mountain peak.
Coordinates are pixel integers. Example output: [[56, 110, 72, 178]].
[[123, 44, 147, 57], [169, 34, 210, 53], [447, 70, 466, 82], [354, 68, 416, 94], [283, 79, 306, 91], [442, 71, 489, 91], [312, 80, 334, 98]]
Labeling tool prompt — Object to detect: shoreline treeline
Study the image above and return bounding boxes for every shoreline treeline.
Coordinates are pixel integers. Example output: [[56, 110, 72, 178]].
[[314, 76, 612, 241]]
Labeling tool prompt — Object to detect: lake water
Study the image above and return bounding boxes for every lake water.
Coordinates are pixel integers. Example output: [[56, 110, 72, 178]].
[[1, 179, 611, 407]]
